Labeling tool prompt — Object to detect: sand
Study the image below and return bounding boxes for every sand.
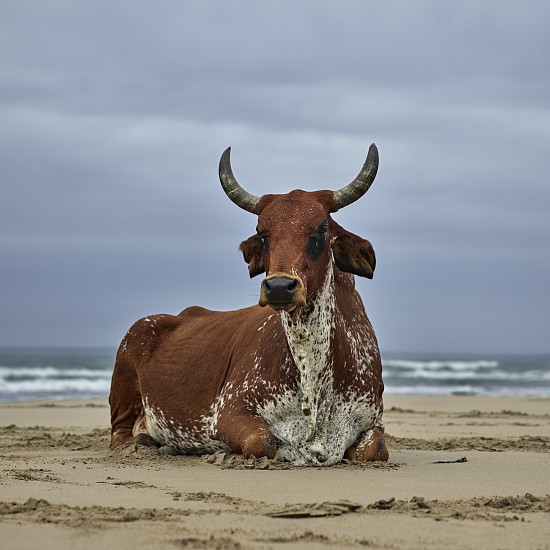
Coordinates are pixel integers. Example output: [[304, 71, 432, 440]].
[[1, 395, 549, 549]]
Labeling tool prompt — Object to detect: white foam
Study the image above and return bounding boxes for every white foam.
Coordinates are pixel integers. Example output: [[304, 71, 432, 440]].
[[0, 378, 111, 395], [384, 359, 499, 371]]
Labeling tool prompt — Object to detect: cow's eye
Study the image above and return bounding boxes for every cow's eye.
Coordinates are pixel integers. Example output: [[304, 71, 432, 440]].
[[260, 234, 269, 252], [306, 221, 328, 260], [317, 221, 328, 236]]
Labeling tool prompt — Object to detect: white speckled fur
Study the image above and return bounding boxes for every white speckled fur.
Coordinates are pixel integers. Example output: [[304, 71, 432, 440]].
[[143, 397, 229, 454], [280, 261, 335, 441]]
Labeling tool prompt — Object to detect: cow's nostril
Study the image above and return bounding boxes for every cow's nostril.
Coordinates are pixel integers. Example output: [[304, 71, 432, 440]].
[[263, 276, 299, 304]]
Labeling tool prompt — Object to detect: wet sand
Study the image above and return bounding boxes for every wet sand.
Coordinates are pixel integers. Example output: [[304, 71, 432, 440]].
[[1, 395, 549, 549]]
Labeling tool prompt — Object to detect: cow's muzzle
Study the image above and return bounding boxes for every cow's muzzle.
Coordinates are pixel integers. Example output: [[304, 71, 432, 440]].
[[259, 274, 306, 312]]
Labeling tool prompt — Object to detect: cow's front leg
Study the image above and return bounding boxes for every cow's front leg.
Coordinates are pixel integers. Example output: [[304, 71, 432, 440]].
[[213, 411, 277, 459], [345, 427, 389, 462]]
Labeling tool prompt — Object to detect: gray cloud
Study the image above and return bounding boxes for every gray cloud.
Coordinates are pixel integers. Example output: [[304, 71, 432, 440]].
[[1, 1, 549, 353]]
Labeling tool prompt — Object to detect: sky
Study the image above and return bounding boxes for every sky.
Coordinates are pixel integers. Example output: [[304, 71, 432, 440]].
[[1, 1, 549, 355]]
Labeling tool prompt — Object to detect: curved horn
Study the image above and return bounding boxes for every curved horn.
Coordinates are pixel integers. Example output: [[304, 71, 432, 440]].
[[332, 143, 379, 210], [219, 147, 260, 214]]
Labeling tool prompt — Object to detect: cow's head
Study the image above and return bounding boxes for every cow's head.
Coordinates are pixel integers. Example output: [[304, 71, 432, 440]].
[[219, 145, 379, 312]]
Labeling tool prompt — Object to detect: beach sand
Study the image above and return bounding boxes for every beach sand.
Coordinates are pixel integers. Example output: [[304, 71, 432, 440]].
[[1, 395, 549, 549]]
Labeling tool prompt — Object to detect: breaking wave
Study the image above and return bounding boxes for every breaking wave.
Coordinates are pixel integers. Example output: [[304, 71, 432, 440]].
[[382, 355, 550, 396], [0, 348, 549, 401], [0, 348, 115, 402]]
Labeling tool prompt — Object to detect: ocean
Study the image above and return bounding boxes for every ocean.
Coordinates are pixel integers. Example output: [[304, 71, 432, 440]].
[[0, 347, 549, 403]]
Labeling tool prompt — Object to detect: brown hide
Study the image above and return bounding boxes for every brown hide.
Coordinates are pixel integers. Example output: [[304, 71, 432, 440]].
[[109, 150, 388, 466]]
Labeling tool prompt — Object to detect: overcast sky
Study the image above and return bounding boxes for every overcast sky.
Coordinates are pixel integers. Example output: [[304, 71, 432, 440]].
[[1, 1, 549, 354]]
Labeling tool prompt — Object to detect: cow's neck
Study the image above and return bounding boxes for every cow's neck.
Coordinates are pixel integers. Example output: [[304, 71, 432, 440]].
[[281, 260, 336, 441]]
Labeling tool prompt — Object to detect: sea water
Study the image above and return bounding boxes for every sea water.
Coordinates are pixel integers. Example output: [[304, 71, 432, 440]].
[[0, 347, 549, 402], [383, 352, 550, 397], [0, 347, 115, 402]]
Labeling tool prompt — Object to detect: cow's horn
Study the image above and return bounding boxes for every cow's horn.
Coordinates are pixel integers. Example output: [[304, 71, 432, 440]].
[[332, 143, 379, 210], [219, 147, 260, 214]]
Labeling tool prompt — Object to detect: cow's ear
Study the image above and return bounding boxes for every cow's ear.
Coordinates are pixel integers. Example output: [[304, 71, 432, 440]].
[[239, 235, 265, 278], [330, 226, 376, 279]]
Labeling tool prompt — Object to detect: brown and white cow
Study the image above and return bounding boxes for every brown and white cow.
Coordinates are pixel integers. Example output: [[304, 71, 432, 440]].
[[109, 144, 388, 466]]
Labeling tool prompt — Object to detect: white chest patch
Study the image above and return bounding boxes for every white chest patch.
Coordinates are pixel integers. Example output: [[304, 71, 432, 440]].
[[259, 388, 379, 466], [280, 262, 335, 441]]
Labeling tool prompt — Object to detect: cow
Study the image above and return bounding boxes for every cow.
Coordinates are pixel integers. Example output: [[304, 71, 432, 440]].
[[109, 144, 389, 466]]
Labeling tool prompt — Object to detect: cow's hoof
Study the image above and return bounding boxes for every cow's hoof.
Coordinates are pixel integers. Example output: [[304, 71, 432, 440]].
[[110, 433, 159, 449], [345, 428, 389, 462], [134, 434, 160, 448], [242, 431, 277, 459], [111, 431, 134, 449]]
